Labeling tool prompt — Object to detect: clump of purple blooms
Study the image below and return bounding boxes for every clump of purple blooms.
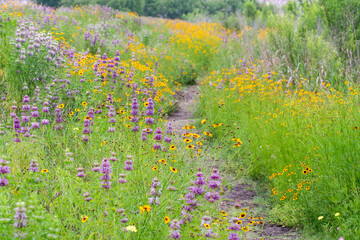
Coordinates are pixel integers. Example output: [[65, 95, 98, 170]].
[[130, 98, 139, 132], [145, 98, 154, 124], [92, 161, 100, 172], [82, 118, 91, 142], [76, 166, 86, 178], [205, 168, 221, 203], [117, 208, 129, 223], [124, 155, 134, 171], [148, 178, 161, 205], [28, 159, 39, 173], [108, 105, 116, 133], [164, 123, 173, 143], [109, 152, 117, 162], [100, 158, 111, 190], [0, 158, 10, 186], [14, 201, 27, 228], [83, 192, 92, 202], [118, 173, 127, 184], [228, 217, 241, 240], [168, 219, 181, 239], [154, 128, 162, 141]]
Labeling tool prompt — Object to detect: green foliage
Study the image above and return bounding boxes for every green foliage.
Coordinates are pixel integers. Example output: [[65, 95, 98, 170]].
[[244, 0, 257, 22], [269, 203, 304, 228], [222, 14, 241, 30], [283, 0, 298, 16], [297, 1, 324, 37], [266, 13, 346, 89], [320, 0, 360, 55], [0, 11, 17, 74], [36, 0, 62, 8], [256, 3, 274, 25]]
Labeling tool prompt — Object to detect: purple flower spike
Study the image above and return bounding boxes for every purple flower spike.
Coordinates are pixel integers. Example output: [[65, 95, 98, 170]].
[[0, 159, 10, 187], [100, 158, 111, 190], [228, 233, 240, 240], [14, 201, 27, 228]]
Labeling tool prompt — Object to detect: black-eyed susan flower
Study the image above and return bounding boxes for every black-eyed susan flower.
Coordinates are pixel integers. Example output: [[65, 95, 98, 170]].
[[203, 131, 213, 137], [139, 206, 145, 214], [143, 205, 151, 212], [152, 166, 158, 171], [58, 104, 64, 109], [68, 111, 74, 116], [164, 216, 170, 224], [78, 70, 84, 75], [75, 108, 80, 112], [82, 102, 88, 106], [242, 226, 250, 231], [183, 138, 192, 143], [41, 169, 49, 173], [201, 119, 206, 124], [81, 216, 88, 222], [170, 167, 178, 173], [204, 223, 211, 229], [186, 145, 195, 149], [158, 159, 167, 165], [239, 212, 246, 218], [170, 145, 176, 150]]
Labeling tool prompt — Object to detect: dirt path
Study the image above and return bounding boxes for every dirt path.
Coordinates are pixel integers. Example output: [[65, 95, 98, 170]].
[[168, 85, 302, 240]]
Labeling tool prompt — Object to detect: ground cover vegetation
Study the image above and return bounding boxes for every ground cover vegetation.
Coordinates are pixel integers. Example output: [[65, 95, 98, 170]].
[[0, 0, 359, 239]]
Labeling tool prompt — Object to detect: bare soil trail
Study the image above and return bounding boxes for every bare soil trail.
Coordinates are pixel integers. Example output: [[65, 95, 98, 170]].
[[168, 85, 302, 240]]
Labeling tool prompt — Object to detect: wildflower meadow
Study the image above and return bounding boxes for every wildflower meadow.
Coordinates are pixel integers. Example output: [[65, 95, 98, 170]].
[[0, 0, 359, 239]]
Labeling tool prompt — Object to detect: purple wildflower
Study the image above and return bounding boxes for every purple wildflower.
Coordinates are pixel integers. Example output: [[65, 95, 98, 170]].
[[14, 201, 27, 228], [29, 159, 39, 173], [228, 233, 240, 240], [0, 159, 10, 187], [166, 123, 173, 134], [169, 231, 181, 239], [148, 178, 161, 205], [118, 173, 127, 184], [124, 155, 134, 171], [205, 192, 220, 203], [100, 158, 111, 190], [76, 166, 85, 178]]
